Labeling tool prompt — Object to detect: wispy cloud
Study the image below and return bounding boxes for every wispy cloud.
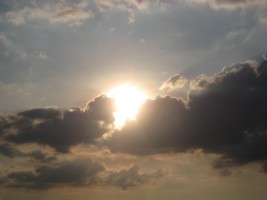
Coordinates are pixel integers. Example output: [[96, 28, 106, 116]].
[[186, 0, 266, 10], [94, 0, 168, 22], [0, 32, 26, 58], [159, 74, 187, 91], [3, 0, 93, 26]]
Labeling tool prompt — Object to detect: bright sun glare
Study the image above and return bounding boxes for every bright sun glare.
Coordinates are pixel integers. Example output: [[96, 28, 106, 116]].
[[107, 84, 147, 129]]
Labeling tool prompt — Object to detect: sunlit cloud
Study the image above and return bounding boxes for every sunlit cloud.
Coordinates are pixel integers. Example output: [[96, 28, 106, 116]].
[[159, 74, 187, 91]]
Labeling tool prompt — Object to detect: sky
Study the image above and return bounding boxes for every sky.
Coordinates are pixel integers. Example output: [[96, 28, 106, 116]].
[[0, 0, 267, 199]]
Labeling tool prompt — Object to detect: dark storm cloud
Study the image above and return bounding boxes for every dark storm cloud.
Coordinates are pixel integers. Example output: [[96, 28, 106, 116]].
[[5, 159, 104, 189], [107, 60, 267, 171], [106, 165, 164, 190], [1, 95, 115, 153]]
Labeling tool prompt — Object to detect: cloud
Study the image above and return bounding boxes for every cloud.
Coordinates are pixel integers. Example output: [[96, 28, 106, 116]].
[[186, 0, 266, 9], [105, 165, 164, 190], [1, 57, 267, 174], [95, 0, 164, 10], [107, 59, 267, 171], [2, 95, 115, 153], [3, 0, 93, 26], [38, 52, 48, 60], [0, 143, 55, 162], [1, 157, 165, 190], [0, 32, 26, 58], [18, 108, 61, 119], [0, 143, 24, 158], [1, 0, 167, 25], [0, 32, 11, 47], [107, 96, 188, 154], [94, 0, 168, 22], [5, 158, 104, 189], [159, 74, 187, 91]]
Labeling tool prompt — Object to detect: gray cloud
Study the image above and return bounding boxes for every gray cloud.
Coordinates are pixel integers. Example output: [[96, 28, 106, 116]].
[[5, 158, 104, 189], [0, 143, 24, 158], [18, 108, 61, 119], [106, 165, 164, 190], [1, 0, 166, 26], [93, 0, 167, 22], [187, 0, 266, 9], [107, 59, 267, 172], [1, 159, 165, 190], [2, 0, 92, 26], [2, 95, 115, 153], [0, 143, 55, 162]]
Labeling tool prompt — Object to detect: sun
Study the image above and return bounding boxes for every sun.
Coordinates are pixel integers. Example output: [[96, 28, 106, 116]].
[[107, 84, 148, 129]]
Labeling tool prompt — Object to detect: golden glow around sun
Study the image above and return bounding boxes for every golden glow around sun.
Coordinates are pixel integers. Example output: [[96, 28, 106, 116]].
[[107, 84, 148, 129]]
